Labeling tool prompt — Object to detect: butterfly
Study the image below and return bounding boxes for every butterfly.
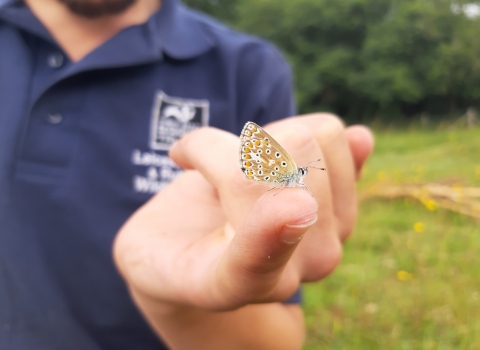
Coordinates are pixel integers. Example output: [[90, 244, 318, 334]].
[[239, 121, 325, 195]]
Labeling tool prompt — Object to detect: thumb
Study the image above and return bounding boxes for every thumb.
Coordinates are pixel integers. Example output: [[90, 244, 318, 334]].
[[212, 189, 318, 309]]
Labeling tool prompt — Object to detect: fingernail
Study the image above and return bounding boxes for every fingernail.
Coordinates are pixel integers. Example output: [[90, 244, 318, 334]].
[[281, 215, 317, 244]]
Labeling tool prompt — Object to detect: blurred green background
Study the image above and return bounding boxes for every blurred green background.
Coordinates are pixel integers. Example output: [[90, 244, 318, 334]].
[[185, 1, 480, 348], [185, 0, 480, 123], [302, 124, 480, 349]]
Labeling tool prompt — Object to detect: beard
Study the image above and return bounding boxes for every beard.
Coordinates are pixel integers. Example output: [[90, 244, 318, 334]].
[[57, 0, 138, 18]]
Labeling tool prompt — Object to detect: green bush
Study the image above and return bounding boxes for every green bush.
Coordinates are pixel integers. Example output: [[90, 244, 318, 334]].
[[184, 0, 480, 122]]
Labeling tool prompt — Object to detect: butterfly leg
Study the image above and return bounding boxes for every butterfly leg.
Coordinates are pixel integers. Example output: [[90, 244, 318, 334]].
[[297, 182, 314, 197], [273, 182, 287, 196]]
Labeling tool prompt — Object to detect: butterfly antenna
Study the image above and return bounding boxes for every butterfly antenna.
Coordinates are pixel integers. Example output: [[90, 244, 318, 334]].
[[303, 159, 326, 171], [304, 159, 322, 166], [308, 166, 326, 171]]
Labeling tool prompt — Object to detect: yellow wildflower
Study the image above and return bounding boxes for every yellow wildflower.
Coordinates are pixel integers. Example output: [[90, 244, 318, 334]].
[[413, 222, 426, 233], [424, 200, 437, 211], [397, 270, 414, 281]]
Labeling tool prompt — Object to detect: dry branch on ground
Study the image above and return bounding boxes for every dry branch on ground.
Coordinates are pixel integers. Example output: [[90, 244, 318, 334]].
[[360, 183, 480, 220]]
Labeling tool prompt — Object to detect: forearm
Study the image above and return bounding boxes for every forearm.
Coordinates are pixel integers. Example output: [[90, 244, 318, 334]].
[[132, 291, 305, 350]]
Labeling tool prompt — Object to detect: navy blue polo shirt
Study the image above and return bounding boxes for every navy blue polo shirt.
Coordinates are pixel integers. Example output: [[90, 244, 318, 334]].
[[0, 0, 298, 349]]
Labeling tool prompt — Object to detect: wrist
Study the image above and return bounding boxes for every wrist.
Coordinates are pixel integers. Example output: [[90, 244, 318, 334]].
[[130, 287, 305, 350]]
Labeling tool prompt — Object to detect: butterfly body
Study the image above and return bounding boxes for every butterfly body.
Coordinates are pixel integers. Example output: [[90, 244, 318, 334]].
[[239, 122, 323, 193], [283, 167, 308, 187]]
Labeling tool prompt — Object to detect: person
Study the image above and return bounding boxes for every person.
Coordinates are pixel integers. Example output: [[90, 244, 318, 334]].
[[0, 0, 374, 349]]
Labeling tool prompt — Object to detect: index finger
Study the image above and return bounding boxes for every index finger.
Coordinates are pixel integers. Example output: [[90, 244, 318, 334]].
[[169, 127, 268, 228]]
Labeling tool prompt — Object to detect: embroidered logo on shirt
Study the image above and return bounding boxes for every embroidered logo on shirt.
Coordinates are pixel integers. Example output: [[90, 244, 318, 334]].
[[130, 92, 209, 194], [150, 91, 209, 150]]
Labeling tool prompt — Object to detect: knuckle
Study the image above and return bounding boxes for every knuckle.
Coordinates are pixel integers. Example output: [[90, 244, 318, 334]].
[[182, 127, 230, 149], [274, 123, 317, 154], [303, 239, 343, 282], [300, 113, 347, 147], [320, 114, 347, 141], [320, 112, 345, 126], [180, 127, 213, 148]]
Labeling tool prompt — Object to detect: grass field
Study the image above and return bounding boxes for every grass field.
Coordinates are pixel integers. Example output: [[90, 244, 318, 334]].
[[303, 122, 480, 349]]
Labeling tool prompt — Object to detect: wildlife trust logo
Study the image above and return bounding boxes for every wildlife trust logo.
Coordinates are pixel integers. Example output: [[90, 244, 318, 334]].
[[150, 91, 209, 150], [131, 92, 209, 194]]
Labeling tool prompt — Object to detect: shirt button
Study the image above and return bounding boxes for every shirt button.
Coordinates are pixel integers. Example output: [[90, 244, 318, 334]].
[[47, 53, 64, 68], [46, 113, 63, 125]]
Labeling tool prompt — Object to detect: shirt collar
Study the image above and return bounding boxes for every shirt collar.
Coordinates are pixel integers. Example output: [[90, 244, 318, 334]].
[[0, 0, 215, 60], [149, 0, 215, 59]]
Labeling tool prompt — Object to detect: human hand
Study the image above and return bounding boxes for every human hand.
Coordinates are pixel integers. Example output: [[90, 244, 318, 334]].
[[113, 114, 373, 346]]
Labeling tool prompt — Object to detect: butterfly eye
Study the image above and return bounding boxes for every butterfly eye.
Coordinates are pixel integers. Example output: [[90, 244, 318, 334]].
[[275, 152, 281, 158]]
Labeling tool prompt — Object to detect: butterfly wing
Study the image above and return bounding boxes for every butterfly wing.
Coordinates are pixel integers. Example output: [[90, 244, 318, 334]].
[[239, 122, 297, 184]]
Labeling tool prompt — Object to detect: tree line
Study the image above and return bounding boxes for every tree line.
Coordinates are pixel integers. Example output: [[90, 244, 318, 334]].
[[184, 0, 480, 122]]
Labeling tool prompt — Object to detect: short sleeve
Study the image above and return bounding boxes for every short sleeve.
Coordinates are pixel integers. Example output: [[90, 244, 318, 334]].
[[235, 40, 296, 131], [255, 68, 296, 127]]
